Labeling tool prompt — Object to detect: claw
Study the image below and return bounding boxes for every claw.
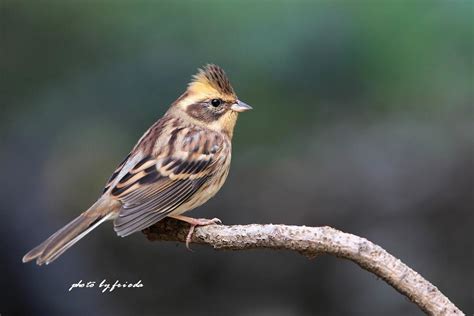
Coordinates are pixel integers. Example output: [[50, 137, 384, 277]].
[[210, 217, 222, 225]]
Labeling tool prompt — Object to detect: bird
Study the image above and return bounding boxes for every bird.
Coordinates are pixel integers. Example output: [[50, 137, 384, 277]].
[[22, 64, 252, 265]]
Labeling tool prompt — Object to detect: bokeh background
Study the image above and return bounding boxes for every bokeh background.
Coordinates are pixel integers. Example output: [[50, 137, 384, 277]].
[[1, 1, 473, 315]]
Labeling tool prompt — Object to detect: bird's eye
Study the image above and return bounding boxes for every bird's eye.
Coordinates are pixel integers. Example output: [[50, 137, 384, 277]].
[[210, 99, 222, 107]]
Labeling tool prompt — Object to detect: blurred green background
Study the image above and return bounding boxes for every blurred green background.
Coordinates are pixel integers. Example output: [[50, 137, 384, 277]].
[[1, 1, 473, 315]]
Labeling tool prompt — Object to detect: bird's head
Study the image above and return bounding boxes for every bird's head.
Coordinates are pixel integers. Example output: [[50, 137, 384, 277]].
[[170, 64, 252, 138]]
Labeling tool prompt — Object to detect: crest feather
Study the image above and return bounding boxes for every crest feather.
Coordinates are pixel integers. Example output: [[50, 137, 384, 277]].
[[189, 64, 235, 96]]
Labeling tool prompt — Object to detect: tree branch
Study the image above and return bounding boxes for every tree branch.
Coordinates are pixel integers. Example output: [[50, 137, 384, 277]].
[[143, 218, 463, 316]]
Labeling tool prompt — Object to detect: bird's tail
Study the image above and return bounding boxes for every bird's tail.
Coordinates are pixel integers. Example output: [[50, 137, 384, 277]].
[[22, 199, 117, 265]]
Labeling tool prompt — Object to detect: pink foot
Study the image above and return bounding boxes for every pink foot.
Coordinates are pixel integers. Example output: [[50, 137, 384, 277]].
[[168, 215, 222, 250], [185, 218, 222, 250]]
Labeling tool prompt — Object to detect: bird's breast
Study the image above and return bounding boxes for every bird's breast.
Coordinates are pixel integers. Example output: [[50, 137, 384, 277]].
[[172, 144, 232, 215]]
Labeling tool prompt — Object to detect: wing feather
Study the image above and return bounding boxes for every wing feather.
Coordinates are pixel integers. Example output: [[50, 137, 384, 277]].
[[114, 177, 208, 236], [109, 127, 225, 237]]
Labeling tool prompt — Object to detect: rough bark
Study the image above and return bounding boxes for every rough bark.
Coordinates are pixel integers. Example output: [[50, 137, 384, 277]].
[[143, 218, 464, 316]]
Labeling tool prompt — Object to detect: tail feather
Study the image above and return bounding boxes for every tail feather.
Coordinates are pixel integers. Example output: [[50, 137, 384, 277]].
[[23, 203, 115, 265], [22, 230, 62, 263]]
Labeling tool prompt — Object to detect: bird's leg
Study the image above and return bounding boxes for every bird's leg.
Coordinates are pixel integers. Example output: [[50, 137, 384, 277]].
[[168, 215, 222, 250]]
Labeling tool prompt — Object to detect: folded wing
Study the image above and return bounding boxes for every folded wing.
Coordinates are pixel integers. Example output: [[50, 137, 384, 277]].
[[110, 128, 223, 237]]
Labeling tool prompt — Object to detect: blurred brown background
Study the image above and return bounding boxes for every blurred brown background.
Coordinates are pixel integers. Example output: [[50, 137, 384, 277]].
[[1, 1, 473, 315]]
